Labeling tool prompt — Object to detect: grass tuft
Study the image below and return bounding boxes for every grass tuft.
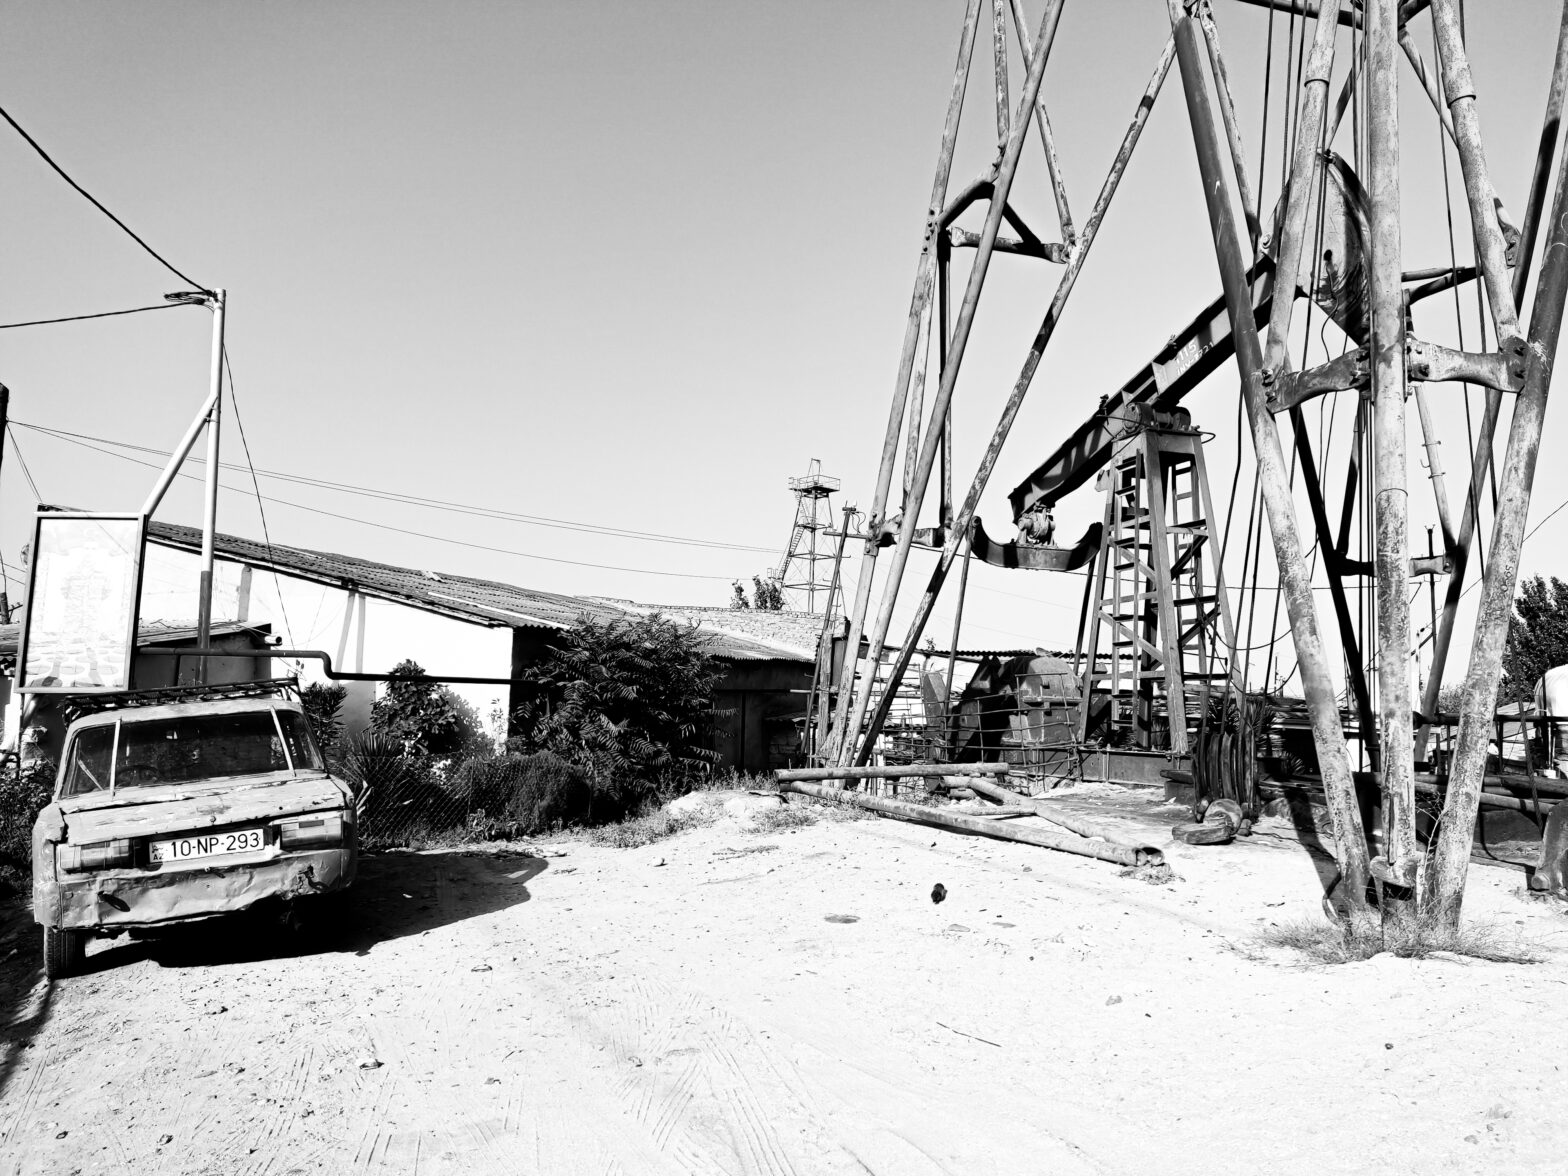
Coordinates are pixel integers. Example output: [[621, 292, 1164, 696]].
[[1262, 912, 1543, 965], [750, 804, 819, 832], [588, 805, 716, 849]]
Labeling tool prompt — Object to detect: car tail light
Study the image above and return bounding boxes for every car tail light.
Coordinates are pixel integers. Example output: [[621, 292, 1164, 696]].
[[59, 839, 135, 872], [278, 814, 345, 850]]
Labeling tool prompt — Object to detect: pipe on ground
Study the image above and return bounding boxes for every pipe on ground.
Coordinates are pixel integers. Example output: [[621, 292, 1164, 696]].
[[777, 779, 1156, 867], [964, 776, 1165, 857], [776, 764, 1011, 782]]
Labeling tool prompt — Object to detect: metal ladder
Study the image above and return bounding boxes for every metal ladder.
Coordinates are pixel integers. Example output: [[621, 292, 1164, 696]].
[[1076, 413, 1238, 755]]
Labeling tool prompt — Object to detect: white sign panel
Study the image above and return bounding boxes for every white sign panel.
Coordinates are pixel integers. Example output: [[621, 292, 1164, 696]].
[[18, 513, 146, 693]]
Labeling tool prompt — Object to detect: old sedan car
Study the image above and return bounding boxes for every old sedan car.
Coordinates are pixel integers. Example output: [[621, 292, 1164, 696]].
[[32, 679, 357, 978]]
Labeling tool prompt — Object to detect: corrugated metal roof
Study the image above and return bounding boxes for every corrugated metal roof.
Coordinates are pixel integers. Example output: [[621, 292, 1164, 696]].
[[141, 521, 812, 664], [0, 621, 260, 660], [146, 520, 626, 631], [613, 603, 827, 661]]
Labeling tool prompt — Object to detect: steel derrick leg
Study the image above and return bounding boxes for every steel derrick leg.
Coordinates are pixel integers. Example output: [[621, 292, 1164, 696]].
[[1172, 13, 1370, 910], [855, 34, 1177, 764]]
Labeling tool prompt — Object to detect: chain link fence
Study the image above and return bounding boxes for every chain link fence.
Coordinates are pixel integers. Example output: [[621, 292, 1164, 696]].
[[342, 743, 606, 847], [0, 754, 53, 879]]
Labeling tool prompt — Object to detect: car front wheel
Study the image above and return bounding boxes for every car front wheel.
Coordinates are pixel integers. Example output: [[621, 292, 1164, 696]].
[[43, 924, 86, 979]]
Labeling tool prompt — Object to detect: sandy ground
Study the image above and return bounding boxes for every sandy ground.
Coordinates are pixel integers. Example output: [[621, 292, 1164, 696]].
[[1, 784, 1566, 1176]]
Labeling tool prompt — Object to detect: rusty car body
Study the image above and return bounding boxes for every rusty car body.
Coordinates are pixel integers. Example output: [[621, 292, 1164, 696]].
[[31, 679, 357, 977]]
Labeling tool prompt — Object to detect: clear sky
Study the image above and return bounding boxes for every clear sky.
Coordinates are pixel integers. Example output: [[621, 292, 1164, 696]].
[[2, 1, 1567, 689]]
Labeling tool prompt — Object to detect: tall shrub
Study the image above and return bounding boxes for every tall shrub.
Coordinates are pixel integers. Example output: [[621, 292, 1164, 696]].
[[300, 682, 348, 762], [509, 613, 721, 813], [370, 659, 490, 760], [1501, 575, 1568, 704]]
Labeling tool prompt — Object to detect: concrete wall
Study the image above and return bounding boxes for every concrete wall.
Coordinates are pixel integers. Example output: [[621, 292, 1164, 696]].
[[130, 631, 272, 690], [141, 545, 516, 743], [134, 545, 814, 770]]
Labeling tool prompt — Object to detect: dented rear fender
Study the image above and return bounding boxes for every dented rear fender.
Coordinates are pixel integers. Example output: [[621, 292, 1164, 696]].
[[37, 846, 356, 932]]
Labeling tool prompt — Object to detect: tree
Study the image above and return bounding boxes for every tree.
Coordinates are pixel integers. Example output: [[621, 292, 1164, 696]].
[[752, 576, 785, 611], [300, 682, 348, 761], [509, 614, 721, 811], [731, 575, 785, 611], [370, 660, 490, 759], [1500, 575, 1568, 704]]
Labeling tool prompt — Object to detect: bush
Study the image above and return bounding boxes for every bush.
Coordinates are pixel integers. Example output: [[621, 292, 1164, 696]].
[[509, 614, 721, 813], [338, 731, 447, 846], [447, 751, 599, 836], [371, 659, 491, 761], [0, 756, 54, 868], [1502, 575, 1568, 705], [300, 682, 347, 763]]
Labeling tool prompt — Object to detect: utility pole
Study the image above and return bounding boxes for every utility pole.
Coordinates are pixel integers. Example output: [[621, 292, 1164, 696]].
[[194, 288, 227, 681], [144, 288, 226, 684], [0, 383, 10, 624]]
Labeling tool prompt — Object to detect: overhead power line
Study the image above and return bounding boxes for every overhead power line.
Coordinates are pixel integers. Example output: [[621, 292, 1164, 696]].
[[0, 302, 185, 331], [6, 427, 42, 500], [26, 425, 744, 582], [0, 101, 209, 291], [14, 421, 779, 554], [224, 347, 296, 646]]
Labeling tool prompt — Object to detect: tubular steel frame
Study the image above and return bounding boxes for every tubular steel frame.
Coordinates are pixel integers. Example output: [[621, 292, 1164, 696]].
[[816, 0, 1568, 924]]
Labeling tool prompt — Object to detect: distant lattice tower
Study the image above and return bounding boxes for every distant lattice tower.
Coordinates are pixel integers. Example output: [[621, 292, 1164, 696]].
[[773, 459, 840, 613]]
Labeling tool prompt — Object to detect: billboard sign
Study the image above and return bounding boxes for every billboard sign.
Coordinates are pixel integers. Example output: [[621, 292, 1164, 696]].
[[17, 512, 147, 693]]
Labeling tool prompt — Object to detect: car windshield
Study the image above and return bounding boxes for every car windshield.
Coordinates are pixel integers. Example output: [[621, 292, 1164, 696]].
[[61, 709, 325, 796]]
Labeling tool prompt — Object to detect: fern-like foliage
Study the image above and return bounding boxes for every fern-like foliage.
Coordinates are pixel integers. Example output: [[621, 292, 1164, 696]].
[[509, 613, 721, 808]]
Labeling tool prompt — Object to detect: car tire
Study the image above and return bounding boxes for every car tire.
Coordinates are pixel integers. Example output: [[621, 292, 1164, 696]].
[[43, 925, 86, 979]]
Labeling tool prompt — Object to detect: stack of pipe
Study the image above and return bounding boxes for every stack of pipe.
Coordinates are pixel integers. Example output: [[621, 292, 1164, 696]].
[[774, 766, 1164, 867]]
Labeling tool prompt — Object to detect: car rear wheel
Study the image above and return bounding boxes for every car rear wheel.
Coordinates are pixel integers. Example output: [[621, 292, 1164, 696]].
[[43, 925, 86, 979]]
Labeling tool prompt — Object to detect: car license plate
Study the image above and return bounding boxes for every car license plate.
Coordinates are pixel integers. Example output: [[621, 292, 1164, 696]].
[[149, 827, 266, 864]]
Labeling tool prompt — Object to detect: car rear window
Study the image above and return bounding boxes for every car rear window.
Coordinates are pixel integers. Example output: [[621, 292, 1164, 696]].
[[61, 709, 325, 796]]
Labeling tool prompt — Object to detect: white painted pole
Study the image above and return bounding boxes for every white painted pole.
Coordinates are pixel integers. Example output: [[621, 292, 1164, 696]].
[[141, 290, 226, 519], [194, 289, 226, 683]]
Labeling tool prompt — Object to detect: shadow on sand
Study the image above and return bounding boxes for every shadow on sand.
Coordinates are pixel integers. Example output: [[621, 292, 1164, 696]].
[[0, 898, 51, 1120], [79, 848, 549, 973], [0, 846, 549, 1108]]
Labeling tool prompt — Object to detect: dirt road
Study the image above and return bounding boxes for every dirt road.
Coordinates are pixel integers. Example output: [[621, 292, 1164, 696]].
[[2, 787, 1566, 1175]]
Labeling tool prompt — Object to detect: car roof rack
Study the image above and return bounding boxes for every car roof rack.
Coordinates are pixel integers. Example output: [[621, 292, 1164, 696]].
[[61, 678, 302, 725]]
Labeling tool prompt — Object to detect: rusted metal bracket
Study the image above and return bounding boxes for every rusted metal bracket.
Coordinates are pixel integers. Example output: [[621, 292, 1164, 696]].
[[1230, 0, 1432, 30], [1264, 348, 1369, 412], [1411, 552, 1453, 577], [1405, 336, 1525, 390], [946, 227, 1068, 261], [1370, 853, 1421, 888], [1267, 335, 1523, 413]]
